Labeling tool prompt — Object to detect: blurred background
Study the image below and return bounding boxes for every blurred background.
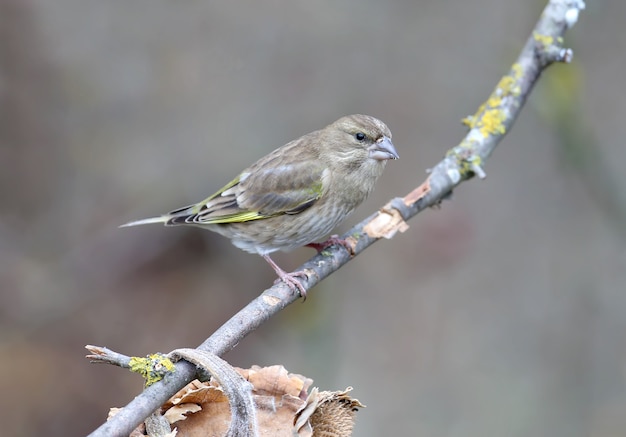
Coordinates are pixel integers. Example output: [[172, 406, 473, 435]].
[[1, 0, 625, 436]]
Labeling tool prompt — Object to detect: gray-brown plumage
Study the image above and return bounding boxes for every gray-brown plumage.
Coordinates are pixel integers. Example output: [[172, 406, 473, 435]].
[[122, 114, 398, 296]]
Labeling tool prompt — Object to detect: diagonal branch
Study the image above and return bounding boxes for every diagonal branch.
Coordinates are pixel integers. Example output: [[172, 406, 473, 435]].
[[87, 1, 586, 436]]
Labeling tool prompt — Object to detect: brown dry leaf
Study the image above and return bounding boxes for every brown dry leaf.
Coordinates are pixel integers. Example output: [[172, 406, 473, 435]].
[[168, 380, 228, 407], [115, 365, 362, 436], [295, 387, 364, 437], [164, 404, 202, 424], [107, 407, 122, 420], [160, 365, 311, 437], [240, 364, 313, 398]]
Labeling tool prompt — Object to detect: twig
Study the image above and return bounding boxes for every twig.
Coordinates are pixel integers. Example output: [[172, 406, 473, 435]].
[[87, 1, 585, 435], [86, 345, 132, 368]]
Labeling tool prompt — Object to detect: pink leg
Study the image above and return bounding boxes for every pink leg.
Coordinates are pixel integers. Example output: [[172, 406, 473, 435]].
[[306, 234, 355, 255], [262, 254, 309, 299]]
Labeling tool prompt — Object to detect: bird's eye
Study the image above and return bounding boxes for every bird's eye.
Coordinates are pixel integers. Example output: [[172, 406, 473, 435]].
[[355, 132, 366, 142]]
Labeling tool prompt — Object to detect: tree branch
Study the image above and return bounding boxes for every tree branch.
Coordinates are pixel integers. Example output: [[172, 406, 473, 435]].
[[87, 1, 586, 435]]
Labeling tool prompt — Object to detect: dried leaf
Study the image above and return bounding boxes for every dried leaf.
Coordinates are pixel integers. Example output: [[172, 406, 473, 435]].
[[164, 404, 202, 424], [113, 365, 362, 436], [296, 387, 364, 437]]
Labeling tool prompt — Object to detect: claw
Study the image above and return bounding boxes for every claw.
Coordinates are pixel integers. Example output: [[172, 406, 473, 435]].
[[306, 235, 355, 255], [263, 255, 309, 299]]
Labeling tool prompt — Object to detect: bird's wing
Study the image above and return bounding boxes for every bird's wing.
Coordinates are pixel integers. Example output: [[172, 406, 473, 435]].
[[169, 158, 327, 225]]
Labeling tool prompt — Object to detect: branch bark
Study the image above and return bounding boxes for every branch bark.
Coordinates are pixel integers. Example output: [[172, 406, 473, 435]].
[[87, 1, 586, 435]]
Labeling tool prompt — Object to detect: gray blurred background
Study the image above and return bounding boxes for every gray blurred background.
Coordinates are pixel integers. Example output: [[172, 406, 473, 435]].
[[1, 0, 625, 436]]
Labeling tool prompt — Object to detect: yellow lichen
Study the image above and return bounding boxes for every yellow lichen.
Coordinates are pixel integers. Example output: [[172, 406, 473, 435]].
[[464, 64, 522, 137], [461, 115, 474, 128], [533, 32, 554, 46], [479, 109, 507, 137], [486, 93, 502, 108], [463, 101, 487, 129], [129, 354, 176, 387]]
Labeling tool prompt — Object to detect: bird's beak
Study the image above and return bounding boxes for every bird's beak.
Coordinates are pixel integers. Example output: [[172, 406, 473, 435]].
[[368, 136, 399, 161]]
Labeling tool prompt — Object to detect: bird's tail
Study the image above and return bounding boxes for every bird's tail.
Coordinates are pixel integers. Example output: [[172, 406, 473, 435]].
[[119, 216, 169, 228], [120, 203, 200, 228]]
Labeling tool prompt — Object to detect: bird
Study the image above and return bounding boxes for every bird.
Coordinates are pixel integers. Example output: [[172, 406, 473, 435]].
[[121, 114, 398, 297]]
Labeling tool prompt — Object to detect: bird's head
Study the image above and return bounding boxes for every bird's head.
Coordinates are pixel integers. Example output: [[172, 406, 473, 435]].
[[322, 114, 398, 170]]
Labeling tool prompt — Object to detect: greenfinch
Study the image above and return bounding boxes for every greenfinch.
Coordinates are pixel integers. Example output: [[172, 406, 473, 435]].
[[121, 114, 398, 297]]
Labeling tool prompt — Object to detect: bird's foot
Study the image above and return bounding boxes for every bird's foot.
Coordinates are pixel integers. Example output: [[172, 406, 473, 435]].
[[306, 235, 355, 255], [272, 269, 309, 300], [263, 254, 309, 299]]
